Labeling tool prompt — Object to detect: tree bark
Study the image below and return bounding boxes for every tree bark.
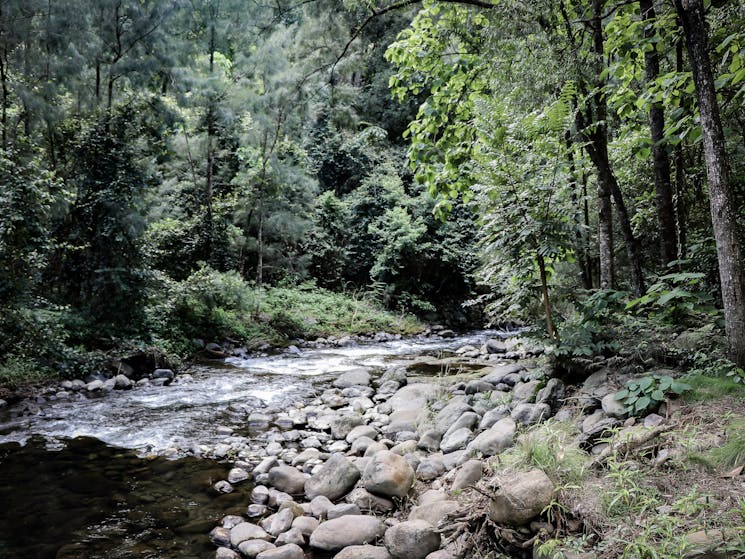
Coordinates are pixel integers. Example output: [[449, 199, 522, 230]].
[[675, 33, 687, 259], [674, 0, 745, 366], [537, 254, 558, 340], [639, 0, 677, 266]]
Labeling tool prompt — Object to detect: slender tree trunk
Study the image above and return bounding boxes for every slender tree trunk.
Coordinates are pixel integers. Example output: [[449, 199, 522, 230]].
[[537, 253, 557, 341], [675, 0, 745, 367], [675, 34, 687, 259], [567, 133, 592, 288], [582, 171, 594, 285], [640, 0, 677, 266], [255, 207, 264, 317], [0, 49, 8, 152]]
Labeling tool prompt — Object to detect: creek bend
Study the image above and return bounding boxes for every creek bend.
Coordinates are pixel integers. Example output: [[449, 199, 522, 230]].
[[0, 331, 500, 558]]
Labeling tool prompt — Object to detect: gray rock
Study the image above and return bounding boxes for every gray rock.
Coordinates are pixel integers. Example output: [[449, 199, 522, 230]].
[[510, 403, 551, 426], [512, 380, 541, 403], [305, 453, 361, 501], [478, 406, 510, 431], [230, 522, 271, 546], [247, 504, 268, 518], [346, 424, 379, 443], [327, 503, 361, 519], [210, 526, 231, 547], [346, 487, 395, 513], [228, 468, 250, 484], [416, 456, 446, 481], [481, 364, 525, 385], [333, 545, 393, 559], [351, 436, 377, 455], [214, 480, 233, 494], [268, 465, 307, 495], [330, 412, 364, 439], [488, 469, 555, 525], [535, 378, 566, 409], [251, 485, 270, 504], [334, 369, 371, 388], [248, 413, 274, 427], [390, 439, 418, 456], [439, 427, 473, 454], [238, 540, 275, 558], [266, 508, 295, 536], [464, 380, 494, 395], [254, 457, 280, 475], [363, 450, 415, 499], [274, 527, 305, 546], [292, 515, 319, 536], [483, 338, 508, 354], [310, 495, 334, 519], [256, 543, 304, 559], [409, 500, 460, 527], [443, 412, 480, 438], [113, 374, 133, 389], [309, 515, 386, 551], [452, 459, 482, 491], [86, 380, 104, 392], [425, 551, 455, 559], [417, 430, 442, 452], [152, 368, 174, 380], [601, 393, 627, 418], [216, 547, 240, 559], [467, 417, 516, 456], [364, 442, 388, 457], [441, 450, 468, 470], [395, 430, 418, 442], [434, 401, 473, 434], [384, 519, 441, 559], [418, 489, 447, 506]]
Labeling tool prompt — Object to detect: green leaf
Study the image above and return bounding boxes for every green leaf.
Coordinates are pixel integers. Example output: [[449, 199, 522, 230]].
[[615, 389, 630, 400], [639, 377, 654, 391], [651, 389, 665, 401], [658, 376, 673, 391], [635, 396, 651, 412]]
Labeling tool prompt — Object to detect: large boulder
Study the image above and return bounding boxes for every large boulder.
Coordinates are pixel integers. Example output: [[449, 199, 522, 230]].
[[268, 465, 307, 495], [488, 469, 555, 525], [466, 418, 516, 457], [309, 515, 386, 551], [384, 519, 441, 559], [305, 453, 361, 501], [362, 450, 415, 499]]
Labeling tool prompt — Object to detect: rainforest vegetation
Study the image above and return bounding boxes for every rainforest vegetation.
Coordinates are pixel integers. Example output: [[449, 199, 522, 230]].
[[1, 0, 744, 386]]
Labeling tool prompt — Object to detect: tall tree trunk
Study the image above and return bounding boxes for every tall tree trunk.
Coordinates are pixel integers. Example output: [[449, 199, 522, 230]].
[[585, 0, 645, 296], [674, 0, 745, 367], [639, 0, 677, 266], [0, 49, 8, 152], [675, 33, 687, 259]]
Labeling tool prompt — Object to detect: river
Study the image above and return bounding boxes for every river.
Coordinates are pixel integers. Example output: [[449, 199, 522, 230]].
[[0, 331, 498, 558]]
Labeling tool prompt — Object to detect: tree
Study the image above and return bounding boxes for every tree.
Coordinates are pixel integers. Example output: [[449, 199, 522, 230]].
[[674, 0, 745, 366]]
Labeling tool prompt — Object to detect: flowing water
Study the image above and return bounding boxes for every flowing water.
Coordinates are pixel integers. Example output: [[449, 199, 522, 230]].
[[0, 331, 499, 558]]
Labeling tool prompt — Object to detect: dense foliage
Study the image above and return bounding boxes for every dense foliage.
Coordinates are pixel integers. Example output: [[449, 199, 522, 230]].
[[1, 0, 745, 383]]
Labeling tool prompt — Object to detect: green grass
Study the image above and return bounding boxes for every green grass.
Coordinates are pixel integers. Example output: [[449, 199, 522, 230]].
[[707, 419, 745, 469], [682, 373, 745, 402]]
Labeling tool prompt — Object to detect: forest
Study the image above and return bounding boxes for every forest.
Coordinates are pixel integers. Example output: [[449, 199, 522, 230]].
[[0, 0, 744, 385]]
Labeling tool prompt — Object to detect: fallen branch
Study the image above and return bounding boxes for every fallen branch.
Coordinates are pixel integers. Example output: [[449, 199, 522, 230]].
[[591, 424, 673, 468]]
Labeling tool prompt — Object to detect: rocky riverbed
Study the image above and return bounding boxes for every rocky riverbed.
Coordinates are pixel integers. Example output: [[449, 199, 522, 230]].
[[0, 330, 697, 558], [199, 334, 679, 559]]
